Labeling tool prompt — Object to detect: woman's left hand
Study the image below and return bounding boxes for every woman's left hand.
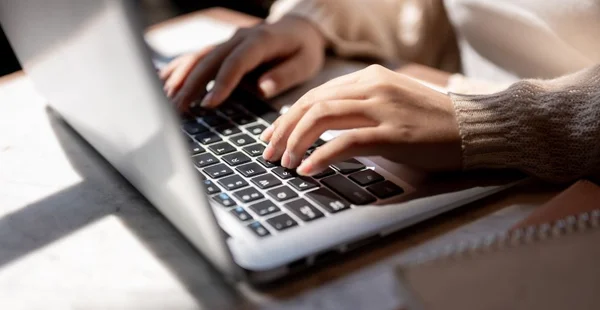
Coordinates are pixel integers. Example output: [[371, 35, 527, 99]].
[[259, 65, 463, 176]]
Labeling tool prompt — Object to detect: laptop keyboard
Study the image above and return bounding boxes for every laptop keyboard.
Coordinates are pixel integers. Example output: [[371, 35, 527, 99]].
[[182, 92, 404, 238]]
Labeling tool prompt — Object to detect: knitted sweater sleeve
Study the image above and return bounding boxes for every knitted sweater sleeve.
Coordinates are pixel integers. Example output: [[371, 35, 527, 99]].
[[451, 65, 600, 183]]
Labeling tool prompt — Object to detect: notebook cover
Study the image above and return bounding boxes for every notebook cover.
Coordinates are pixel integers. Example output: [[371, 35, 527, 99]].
[[511, 180, 600, 230], [396, 180, 600, 310]]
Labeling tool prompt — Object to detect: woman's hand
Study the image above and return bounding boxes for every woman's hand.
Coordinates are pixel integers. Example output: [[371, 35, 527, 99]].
[[160, 16, 326, 111], [259, 65, 463, 176]]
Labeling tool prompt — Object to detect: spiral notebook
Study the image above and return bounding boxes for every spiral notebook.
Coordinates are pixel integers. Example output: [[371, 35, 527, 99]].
[[396, 180, 600, 310]]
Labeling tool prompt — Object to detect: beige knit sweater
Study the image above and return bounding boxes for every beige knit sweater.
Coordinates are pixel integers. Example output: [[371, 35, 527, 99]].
[[268, 0, 600, 182]]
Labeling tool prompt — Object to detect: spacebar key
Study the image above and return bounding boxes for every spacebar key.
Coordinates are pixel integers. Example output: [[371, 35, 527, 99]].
[[321, 175, 376, 205]]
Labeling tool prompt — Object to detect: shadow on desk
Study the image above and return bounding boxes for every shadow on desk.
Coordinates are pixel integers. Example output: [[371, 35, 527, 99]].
[[0, 107, 243, 309]]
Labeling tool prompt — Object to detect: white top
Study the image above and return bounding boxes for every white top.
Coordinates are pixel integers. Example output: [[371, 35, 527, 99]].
[[269, 0, 600, 85]]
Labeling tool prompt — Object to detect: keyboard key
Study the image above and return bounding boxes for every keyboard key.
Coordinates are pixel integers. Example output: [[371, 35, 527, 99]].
[[218, 104, 244, 117], [203, 179, 221, 195], [209, 142, 236, 155], [349, 169, 384, 186], [243, 144, 266, 157], [194, 132, 222, 145], [182, 121, 209, 135], [251, 173, 282, 189], [230, 207, 253, 221], [192, 153, 219, 168], [236, 163, 266, 178], [321, 175, 376, 205], [189, 106, 210, 117], [267, 214, 298, 231], [289, 177, 320, 191], [272, 167, 296, 179], [245, 124, 267, 136], [257, 111, 279, 124], [218, 175, 248, 191], [367, 180, 404, 199], [203, 164, 233, 179], [231, 114, 256, 125], [203, 115, 228, 127], [313, 167, 335, 178], [243, 97, 275, 115], [187, 140, 205, 155], [215, 124, 242, 136], [285, 199, 324, 222], [230, 134, 255, 147], [222, 152, 251, 166], [267, 186, 298, 202], [248, 221, 270, 237], [233, 187, 264, 204], [249, 200, 280, 216], [257, 157, 278, 168], [331, 159, 365, 174], [213, 192, 236, 207], [306, 188, 351, 213], [241, 97, 278, 123], [311, 138, 326, 148]]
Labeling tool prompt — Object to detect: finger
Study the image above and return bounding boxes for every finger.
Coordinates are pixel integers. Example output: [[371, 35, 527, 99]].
[[172, 37, 243, 112], [164, 56, 203, 98], [257, 50, 315, 99], [159, 56, 185, 80], [297, 128, 387, 176], [163, 47, 215, 96], [262, 82, 370, 162], [281, 100, 379, 168], [258, 69, 364, 143], [201, 34, 298, 109]]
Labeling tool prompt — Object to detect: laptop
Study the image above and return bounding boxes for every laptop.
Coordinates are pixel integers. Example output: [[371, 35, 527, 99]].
[[0, 0, 518, 284]]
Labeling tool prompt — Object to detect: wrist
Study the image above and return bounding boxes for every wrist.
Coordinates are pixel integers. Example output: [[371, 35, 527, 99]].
[[284, 15, 328, 50]]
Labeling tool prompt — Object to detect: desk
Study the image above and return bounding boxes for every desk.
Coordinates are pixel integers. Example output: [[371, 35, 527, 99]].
[[0, 8, 562, 310]]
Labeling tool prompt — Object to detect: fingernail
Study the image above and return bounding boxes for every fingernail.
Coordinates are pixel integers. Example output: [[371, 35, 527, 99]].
[[200, 92, 214, 107], [166, 87, 175, 99], [259, 78, 277, 98], [297, 159, 314, 176], [260, 125, 274, 142], [263, 143, 275, 161]]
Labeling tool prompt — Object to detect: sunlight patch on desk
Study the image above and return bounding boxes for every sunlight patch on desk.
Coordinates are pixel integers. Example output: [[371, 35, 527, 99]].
[[0, 215, 198, 309]]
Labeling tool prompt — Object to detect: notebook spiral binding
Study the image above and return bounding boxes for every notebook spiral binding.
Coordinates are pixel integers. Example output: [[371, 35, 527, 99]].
[[410, 209, 600, 266]]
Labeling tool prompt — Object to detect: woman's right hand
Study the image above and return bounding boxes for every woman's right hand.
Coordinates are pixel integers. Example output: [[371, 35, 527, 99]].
[[160, 15, 327, 112]]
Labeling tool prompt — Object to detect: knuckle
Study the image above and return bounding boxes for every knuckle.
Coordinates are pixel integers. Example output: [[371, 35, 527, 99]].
[[375, 82, 396, 94], [286, 135, 301, 151], [365, 64, 385, 74], [313, 100, 333, 117], [314, 101, 342, 122], [254, 27, 273, 41], [269, 128, 286, 147]]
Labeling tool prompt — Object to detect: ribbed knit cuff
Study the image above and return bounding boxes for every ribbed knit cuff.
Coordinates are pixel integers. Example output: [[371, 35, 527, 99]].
[[450, 88, 526, 171]]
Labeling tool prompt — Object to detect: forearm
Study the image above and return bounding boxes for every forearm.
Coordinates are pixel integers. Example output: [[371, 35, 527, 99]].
[[451, 65, 600, 183], [268, 0, 458, 70]]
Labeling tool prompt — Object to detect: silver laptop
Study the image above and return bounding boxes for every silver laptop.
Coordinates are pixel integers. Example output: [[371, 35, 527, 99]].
[[0, 0, 517, 284]]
